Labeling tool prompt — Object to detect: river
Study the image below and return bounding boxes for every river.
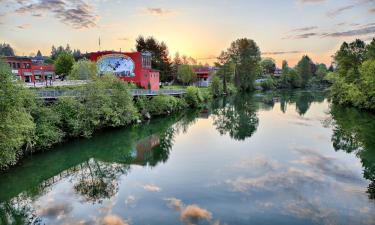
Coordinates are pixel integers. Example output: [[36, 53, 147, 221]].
[[0, 90, 374, 225]]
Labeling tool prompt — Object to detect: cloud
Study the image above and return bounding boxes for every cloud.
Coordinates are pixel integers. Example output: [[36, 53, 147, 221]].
[[124, 195, 136, 207], [118, 37, 129, 41], [143, 184, 161, 192], [17, 23, 31, 29], [37, 203, 73, 220], [327, 5, 355, 17], [181, 205, 212, 225], [323, 25, 375, 38], [370, 8, 375, 13], [262, 51, 302, 55], [291, 26, 318, 32], [291, 146, 364, 184], [295, 32, 320, 39], [299, 0, 326, 3], [231, 155, 281, 171], [101, 215, 129, 225], [14, 0, 98, 29], [143, 7, 175, 16], [165, 197, 184, 211]]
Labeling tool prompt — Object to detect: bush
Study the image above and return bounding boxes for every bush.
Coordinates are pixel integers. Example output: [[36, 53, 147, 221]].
[[184, 86, 204, 107], [148, 95, 187, 115], [69, 59, 97, 80], [260, 78, 276, 91], [31, 105, 63, 149], [0, 60, 35, 169], [210, 75, 223, 97]]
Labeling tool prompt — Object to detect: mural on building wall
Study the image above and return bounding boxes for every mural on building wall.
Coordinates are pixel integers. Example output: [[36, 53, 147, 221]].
[[97, 54, 135, 77]]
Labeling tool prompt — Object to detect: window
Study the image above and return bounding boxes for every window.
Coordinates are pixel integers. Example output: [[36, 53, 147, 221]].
[[17, 63, 20, 69]]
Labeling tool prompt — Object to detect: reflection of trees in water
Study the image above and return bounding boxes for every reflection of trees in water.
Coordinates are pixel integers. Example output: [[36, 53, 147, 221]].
[[212, 94, 259, 141], [278, 90, 326, 116], [0, 195, 41, 225], [73, 159, 129, 204], [329, 104, 375, 200]]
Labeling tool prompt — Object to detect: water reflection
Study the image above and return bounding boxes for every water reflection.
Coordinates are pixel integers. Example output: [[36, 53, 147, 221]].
[[329, 104, 375, 200], [211, 94, 259, 141], [1, 90, 375, 225]]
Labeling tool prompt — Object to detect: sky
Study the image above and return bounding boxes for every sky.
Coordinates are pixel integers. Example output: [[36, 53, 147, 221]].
[[0, 0, 374, 67]]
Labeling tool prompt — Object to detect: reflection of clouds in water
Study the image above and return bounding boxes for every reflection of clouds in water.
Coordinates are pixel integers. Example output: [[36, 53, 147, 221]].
[[124, 195, 136, 208], [100, 215, 129, 225], [285, 199, 336, 225], [181, 205, 212, 225], [143, 184, 161, 192], [164, 198, 219, 225], [289, 121, 312, 127], [291, 145, 364, 184], [165, 197, 183, 211], [232, 155, 281, 171], [37, 202, 73, 220], [226, 167, 324, 193]]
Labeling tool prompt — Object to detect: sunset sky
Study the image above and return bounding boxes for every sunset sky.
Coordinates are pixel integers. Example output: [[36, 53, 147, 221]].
[[0, 0, 374, 66]]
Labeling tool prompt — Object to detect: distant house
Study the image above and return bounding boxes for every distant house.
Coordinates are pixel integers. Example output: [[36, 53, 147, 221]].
[[193, 67, 213, 87], [3, 56, 55, 83], [273, 68, 282, 78]]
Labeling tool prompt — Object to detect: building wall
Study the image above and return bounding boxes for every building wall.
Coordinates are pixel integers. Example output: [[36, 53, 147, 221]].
[[89, 51, 160, 90], [4, 56, 55, 82]]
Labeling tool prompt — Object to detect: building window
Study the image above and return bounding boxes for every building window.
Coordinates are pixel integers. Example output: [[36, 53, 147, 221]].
[[17, 63, 20, 69]]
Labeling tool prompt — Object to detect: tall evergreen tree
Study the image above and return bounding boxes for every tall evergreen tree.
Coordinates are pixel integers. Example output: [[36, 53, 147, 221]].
[[296, 55, 314, 87]]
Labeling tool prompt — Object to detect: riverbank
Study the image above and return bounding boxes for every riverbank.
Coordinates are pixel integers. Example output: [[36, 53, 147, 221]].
[[0, 70, 211, 170]]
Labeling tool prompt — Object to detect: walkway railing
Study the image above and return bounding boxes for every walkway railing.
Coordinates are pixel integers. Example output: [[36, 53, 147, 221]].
[[35, 89, 186, 99]]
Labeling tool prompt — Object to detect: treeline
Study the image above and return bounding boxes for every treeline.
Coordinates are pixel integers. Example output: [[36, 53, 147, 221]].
[[329, 38, 375, 111], [0, 60, 209, 170]]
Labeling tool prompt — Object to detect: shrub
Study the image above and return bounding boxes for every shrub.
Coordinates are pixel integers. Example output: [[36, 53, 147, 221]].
[[31, 105, 64, 150], [260, 78, 276, 91], [184, 86, 204, 107], [210, 75, 223, 97], [69, 59, 97, 80], [148, 95, 187, 115]]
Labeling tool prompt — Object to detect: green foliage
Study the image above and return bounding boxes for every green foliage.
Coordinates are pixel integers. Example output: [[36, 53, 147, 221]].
[[55, 52, 75, 78], [260, 58, 276, 75], [289, 69, 302, 88], [0, 43, 15, 56], [69, 59, 97, 80], [260, 78, 276, 91], [135, 36, 172, 82], [53, 97, 86, 137], [147, 95, 187, 115], [296, 55, 314, 87], [185, 86, 204, 107], [0, 60, 35, 169], [227, 38, 261, 92], [367, 38, 375, 60], [31, 104, 63, 150], [177, 64, 196, 85], [210, 75, 223, 97], [316, 63, 328, 79], [331, 38, 375, 111]]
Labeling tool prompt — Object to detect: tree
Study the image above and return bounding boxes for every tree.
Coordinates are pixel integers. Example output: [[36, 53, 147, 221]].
[[36, 50, 42, 57], [227, 38, 261, 92], [135, 36, 172, 82], [296, 55, 314, 87], [171, 52, 182, 82], [69, 59, 97, 80], [260, 58, 276, 75], [289, 68, 302, 88], [210, 75, 222, 97], [366, 38, 375, 60], [51, 44, 74, 60], [55, 52, 74, 80], [334, 39, 366, 82], [0, 60, 35, 169], [177, 64, 196, 85], [216, 51, 234, 94], [0, 43, 15, 56], [316, 63, 328, 79]]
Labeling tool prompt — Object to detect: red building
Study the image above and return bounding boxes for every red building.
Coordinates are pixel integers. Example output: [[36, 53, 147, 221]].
[[193, 67, 211, 87], [89, 51, 160, 90], [3, 56, 55, 83]]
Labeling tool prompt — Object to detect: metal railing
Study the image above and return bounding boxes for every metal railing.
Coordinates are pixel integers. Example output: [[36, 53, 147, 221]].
[[35, 89, 187, 99]]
